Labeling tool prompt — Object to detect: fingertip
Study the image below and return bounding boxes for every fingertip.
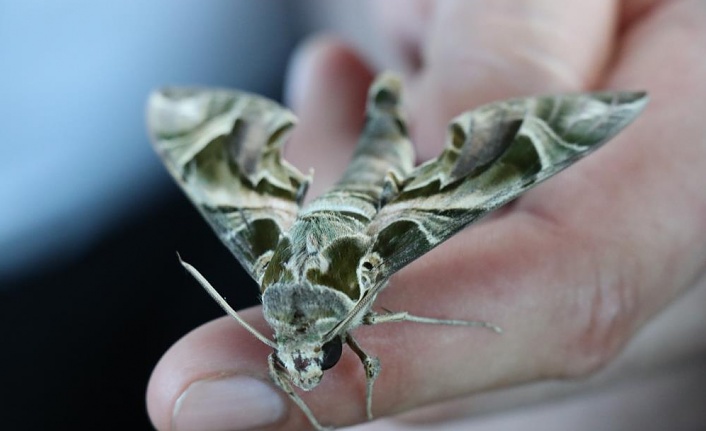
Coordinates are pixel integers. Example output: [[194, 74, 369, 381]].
[[285, 35, 374, 117], [146, 313, 277, 431], [146, 351, 175, 431], [283, 35, 375, 196], [145, 312, 374, 430]]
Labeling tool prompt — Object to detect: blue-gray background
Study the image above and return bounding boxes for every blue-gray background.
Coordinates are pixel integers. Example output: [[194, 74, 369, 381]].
[[0, 2, 336, 429], [0, 1, 296, 279]]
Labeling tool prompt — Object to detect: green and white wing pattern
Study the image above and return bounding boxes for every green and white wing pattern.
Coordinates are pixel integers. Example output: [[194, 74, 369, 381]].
[[147, 88, 309, 282], [365, 92, 648, 283]]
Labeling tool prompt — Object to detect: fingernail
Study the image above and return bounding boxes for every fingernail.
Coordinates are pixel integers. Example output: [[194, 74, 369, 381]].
[[173, 376, 286, 431]]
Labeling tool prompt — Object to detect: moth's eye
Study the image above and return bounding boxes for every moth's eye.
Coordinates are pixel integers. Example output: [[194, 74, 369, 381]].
[[272, 353, 285, 370], [320, 337, 343, 371]]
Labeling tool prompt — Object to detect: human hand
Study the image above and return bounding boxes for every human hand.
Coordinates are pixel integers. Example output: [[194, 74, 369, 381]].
[[147, 1, 706, 430]]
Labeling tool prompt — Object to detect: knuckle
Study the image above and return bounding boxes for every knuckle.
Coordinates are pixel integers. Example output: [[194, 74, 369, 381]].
[[561, 248, 641, 377]]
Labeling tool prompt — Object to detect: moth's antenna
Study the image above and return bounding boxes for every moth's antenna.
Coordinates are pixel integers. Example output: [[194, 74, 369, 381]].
[[177, 253, 277, 348]]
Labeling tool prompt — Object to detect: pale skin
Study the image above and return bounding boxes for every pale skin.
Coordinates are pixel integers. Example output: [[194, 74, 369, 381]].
[[147, 1, 706, 430]]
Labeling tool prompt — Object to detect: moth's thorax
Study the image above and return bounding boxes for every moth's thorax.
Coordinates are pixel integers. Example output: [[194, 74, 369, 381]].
[[263, 214, 373, 300]]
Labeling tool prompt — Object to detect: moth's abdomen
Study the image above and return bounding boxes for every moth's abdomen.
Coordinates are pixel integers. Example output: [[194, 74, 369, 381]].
[[330, 73, 415, 207]]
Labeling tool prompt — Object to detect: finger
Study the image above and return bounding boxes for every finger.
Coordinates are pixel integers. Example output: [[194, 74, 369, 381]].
[[391, 0, 706, 384], [349, 0, 706, 418], [520, 1, 706, 329], [371, 0, 433, 73], [146, 311, 277, 431], [283, 36, 374, 198], [410, 0, 706, 385], [380, 0, 619, 159]]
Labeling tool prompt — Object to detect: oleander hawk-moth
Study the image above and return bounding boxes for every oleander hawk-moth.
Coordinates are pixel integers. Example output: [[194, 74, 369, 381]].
[[147, 73, 647, 430]]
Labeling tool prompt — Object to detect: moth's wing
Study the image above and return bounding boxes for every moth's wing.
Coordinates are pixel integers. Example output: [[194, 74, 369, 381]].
[[147, 88, 308, 282], [364, 92, 648, 283]]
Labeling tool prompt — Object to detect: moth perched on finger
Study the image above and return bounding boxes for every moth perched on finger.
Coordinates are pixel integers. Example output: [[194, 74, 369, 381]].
[[147, 73, 647, 430]]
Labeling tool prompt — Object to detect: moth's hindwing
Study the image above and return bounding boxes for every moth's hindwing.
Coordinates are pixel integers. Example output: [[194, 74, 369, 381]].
[[365, 92, 648, 282], [147, 88, 308, 282]]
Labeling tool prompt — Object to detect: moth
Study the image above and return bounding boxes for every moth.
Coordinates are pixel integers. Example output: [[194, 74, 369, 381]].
[[147, 73, 647, 430]]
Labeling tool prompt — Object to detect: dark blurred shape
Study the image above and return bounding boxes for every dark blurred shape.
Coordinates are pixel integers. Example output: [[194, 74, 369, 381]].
[[0, 2, 303, 429]]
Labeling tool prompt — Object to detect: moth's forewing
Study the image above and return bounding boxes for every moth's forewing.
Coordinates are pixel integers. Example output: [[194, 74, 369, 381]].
[[147, 88, 308, 281], [364, 92, 648, 282]]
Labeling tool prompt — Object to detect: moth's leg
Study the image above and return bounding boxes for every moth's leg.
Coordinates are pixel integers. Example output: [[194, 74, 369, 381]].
[[345, 334, 380, 420], [365, 310, 502, 333], [267, 354, 332, 431]]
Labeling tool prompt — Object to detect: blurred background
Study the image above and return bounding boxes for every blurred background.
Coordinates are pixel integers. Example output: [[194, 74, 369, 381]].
[[0, 1, 377, 429]]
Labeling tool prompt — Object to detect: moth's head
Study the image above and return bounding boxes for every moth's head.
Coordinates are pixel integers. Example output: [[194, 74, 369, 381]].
[[271, 336, 343, 391], [262, 281, 352, 338], [262, 282, 353, 389]]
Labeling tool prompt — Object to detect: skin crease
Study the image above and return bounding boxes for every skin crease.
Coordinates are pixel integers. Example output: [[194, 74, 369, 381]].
[[147, 0, 706, 430]]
